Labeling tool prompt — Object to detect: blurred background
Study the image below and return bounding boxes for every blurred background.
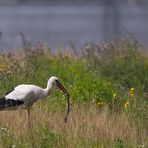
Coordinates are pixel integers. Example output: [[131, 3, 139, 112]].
[[0, 0, 148, 51]]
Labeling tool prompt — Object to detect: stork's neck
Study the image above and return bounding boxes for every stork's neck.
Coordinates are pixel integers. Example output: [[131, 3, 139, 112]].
[[44, 79, 54, 97]]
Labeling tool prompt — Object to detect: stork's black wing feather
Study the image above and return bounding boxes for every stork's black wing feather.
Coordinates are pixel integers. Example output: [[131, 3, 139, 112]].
[[0, 97, 24, 110], [0, 89, 24, 110]]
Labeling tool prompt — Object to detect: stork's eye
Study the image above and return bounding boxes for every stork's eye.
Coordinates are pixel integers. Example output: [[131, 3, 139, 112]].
[[55, 80, 59, 84]]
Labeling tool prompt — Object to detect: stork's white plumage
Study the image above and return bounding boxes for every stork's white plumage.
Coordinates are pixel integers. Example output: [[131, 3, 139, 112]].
[[0, 76, 70, 123]]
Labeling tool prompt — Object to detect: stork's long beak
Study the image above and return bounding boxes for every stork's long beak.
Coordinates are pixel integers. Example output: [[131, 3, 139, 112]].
[[56, 80, 69, 95]]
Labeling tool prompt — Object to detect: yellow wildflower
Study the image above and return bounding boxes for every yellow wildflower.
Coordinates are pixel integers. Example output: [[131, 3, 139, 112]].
[[130, 88, 135, 97], [97, 101, 106, 105], [113, 93, 117, 98], [0, 64, 7, 72], [0, 64, 6, 69], [130, 93, 134, 97], [130, 88, 134, 92], [124, 102, 129, 108]]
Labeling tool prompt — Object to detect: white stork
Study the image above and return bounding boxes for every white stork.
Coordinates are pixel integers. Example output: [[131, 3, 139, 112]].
[[0, 76, 70, 123]]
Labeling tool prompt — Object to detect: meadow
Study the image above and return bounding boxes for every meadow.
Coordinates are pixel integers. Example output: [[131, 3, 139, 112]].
[[0, 37, 147, 147]]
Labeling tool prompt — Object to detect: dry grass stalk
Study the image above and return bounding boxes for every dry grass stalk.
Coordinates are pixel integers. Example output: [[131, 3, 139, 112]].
[[0, 104, 146, 147]]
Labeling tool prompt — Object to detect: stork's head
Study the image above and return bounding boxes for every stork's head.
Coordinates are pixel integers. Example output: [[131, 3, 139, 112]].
[[48, 76, 68, 95]]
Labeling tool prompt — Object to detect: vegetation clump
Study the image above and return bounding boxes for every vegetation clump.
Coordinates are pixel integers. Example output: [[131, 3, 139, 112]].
[[0, 37, 147, 147]]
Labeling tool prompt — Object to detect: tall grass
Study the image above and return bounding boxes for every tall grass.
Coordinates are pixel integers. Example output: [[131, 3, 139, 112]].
[[0, 104, 147, 148], [0, 37, 147, 147]]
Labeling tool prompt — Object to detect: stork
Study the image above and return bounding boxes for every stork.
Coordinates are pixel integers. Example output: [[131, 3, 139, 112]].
[[0, 76, 70, 123]]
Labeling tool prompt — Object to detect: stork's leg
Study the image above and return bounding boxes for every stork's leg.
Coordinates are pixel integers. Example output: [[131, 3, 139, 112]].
[[27, 107, 35, 148], [19, 110, 22, 116], [27, 107, 31, 129], [27, 107, 30, 119]]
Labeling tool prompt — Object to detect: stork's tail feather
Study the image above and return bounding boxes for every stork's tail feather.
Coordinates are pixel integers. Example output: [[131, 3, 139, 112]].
[[0, 97, 24, 110]]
